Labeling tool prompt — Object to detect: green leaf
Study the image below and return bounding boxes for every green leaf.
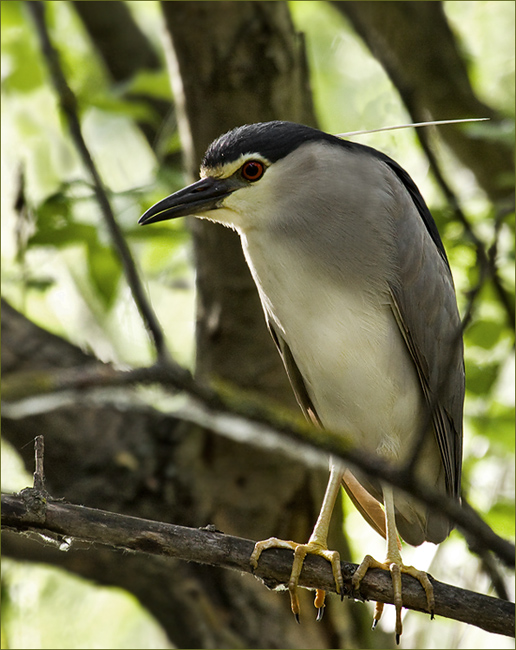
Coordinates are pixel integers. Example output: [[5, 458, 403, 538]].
[[87, 94, 158, 124], [487, 402, 516, 452], [125, 69, 172, 101], [86, 244, 121, 309], [1, 2, 46, 93], [466, 318, 505, 349], [465, 358, 500, 395], [34, 191, 71, 222], [484, 499, 515, 540], [25, 277, 55, 292], [468, 401, 515, 452], [29, 219, 98, 249]]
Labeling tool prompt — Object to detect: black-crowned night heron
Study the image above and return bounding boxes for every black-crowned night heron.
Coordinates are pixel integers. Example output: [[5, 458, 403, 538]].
[[139, 121, 464, 641]]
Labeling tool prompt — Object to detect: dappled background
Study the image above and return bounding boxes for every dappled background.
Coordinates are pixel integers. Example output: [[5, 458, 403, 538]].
[[1, 2, 514, 649]]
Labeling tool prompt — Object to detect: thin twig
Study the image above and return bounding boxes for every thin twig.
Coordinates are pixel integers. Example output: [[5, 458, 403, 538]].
[[26, 1, 170, 363], [460, 496, 511, 601]]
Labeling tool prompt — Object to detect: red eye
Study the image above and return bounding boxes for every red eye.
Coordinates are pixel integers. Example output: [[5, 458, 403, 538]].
[[241, 160, 265, 181]]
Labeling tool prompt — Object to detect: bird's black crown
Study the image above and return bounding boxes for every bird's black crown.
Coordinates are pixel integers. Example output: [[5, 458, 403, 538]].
[[202, 121, 338, 168]]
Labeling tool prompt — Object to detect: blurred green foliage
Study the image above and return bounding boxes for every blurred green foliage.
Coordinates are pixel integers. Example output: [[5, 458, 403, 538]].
[[1, 1, 514, 648]]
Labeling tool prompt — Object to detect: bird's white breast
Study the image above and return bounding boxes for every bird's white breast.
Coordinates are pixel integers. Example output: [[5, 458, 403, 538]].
[[240, 230, 426, 462]]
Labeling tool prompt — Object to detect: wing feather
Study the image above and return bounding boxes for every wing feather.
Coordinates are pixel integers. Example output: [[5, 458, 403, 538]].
[[267, 318, 321, 427], [388, 172, 464, 500]]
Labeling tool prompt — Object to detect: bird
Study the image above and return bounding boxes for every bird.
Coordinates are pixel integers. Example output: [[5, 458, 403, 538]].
[[139, 120, 464, 641]]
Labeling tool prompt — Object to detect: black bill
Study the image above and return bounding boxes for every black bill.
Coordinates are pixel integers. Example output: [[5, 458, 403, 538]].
[[139, 176, 239, 226]]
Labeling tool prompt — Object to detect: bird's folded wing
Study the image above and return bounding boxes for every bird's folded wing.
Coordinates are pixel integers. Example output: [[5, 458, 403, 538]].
[[387, 164, 464, 499], [266, 318, 322, 427]]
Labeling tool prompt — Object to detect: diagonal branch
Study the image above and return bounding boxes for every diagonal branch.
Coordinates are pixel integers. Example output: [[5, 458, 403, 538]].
[[3, 362, 514, 568], [26, 1, 169, 363], [2, 491, 513, 638]]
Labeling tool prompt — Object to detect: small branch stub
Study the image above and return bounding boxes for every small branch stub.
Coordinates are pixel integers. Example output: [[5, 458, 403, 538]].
[[33, 435, 46, 493]]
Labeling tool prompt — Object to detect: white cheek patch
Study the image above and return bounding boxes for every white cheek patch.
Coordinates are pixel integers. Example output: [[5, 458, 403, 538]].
[[221, 186, 275, 233], [199, 206, 241, 232]]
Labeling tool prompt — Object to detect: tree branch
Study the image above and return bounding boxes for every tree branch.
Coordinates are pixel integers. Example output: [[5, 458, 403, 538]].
[[333, 1, 514, 203], [2, 490, 512, 638], [26, 1, 169, 363], [3, 362, 514, 568]]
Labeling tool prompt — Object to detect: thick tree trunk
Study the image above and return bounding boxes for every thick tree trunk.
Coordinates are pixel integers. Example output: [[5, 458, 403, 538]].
[[156, 2, 368, 647]]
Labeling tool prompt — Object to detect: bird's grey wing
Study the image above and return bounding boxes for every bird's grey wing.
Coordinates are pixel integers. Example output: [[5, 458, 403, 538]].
[[388, 172, 464, 500], [266, 318, 321, 426]]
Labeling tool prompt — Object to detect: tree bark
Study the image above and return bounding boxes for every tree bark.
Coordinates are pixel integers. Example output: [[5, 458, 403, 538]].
[[159, 3, 368, 646], [3, 493, 513, 638], [160, 0, 315, 399], [2, 297, 359, 649]]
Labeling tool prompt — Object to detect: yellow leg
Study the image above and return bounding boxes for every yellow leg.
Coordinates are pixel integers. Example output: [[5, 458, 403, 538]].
[[250, 463, 344, 622], [352, 486, 435, 643]]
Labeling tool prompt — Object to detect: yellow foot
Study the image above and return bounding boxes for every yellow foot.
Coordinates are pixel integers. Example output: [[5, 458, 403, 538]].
[[250, 537, 344, 622], [352, 554, 435, 644]]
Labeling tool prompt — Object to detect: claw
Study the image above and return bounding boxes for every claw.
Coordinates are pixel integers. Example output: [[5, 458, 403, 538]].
[[251, 536, 343, 624], [289, 586, 301, 622], [354, 553, 435, 643], [294, 612, 300, 625], [250, 465, 345, 622]]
